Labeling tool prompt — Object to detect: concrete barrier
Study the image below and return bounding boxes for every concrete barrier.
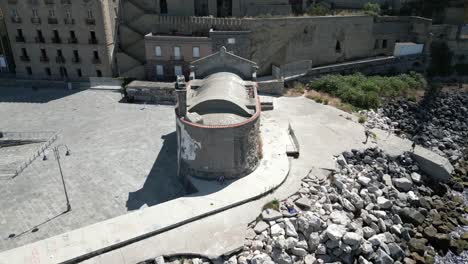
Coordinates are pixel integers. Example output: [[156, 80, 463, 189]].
[[411, 146, 454, 182]]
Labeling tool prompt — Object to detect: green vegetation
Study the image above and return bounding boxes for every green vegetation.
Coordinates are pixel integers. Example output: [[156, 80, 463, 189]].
[[363, 2, 381, 17], [262, 199, 280, 211], [307, 72, 426, 109], [306, 4, 331, 16], [358, 115, 367, 124]]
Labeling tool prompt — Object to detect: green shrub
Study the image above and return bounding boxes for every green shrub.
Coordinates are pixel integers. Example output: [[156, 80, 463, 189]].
[[263, 199, 280, 211], [308, 73, 425, 109], [323, 99, 329, 105], [358, 115, 367, 124], [307, 4, 330, 16], [363, 2, 381, 16]]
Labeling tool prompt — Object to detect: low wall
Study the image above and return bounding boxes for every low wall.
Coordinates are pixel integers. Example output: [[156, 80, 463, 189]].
[[293, 54, 425, 83], [257, 78, 284, 95], [125, 81, 175, 104]]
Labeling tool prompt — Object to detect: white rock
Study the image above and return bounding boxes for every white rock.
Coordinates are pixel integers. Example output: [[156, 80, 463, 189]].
[[251, 240, 263, 250], [329, 210, 351, 225], [226, 255, 237, 264], [308, 232, 320, 251], [377, 197, 392, 209], [254, 221, 269, 234], [270, 224, 285, 237], [342, 232, 363, 246], [411, 172, 422, 184], [392, 178, 413, 192], [407, 191, 419, 203], [154, 256, 165, 264], [326, 224, 346, 241], [251, 253, 269, 264], [285, 237, 297, 249], [358, 255, 372, 264], [360, 241, 374, 255], [291, 247, 308, 257], [284, 219, 298, 237], [362, 227, 376, 239], [295, 197, 312, 210], [358, 176, 372, 186], [390, 224, 403, 235], [382, 174, 393, 187], [368, 233, 387, 246], [262, 209, 283, 221], [317, 244, 327, 255], [341, 198, 356, 212], [304, 254, 316, 264], [296, 240, 308, 250]]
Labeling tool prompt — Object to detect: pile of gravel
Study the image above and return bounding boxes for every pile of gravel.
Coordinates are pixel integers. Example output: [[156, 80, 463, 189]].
[[140, 256, 211, 264], [223, 148, 468, 264], [361, 91, 468, 189]]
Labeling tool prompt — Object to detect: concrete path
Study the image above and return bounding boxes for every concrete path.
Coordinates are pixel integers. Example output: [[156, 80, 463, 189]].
[[0, 110, 290, 264]]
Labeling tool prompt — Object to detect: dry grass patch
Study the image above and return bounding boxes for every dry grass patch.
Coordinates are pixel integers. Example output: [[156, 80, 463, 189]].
[[284, 82, 306, 97], [305, 89, 356, 113]]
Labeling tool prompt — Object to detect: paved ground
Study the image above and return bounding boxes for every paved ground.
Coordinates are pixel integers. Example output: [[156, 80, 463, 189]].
[[82, 96, 391, 264], [0, 87, 187, 251]]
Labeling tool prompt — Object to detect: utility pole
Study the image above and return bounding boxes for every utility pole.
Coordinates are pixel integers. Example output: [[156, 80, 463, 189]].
[[53, 145, 71, 213]]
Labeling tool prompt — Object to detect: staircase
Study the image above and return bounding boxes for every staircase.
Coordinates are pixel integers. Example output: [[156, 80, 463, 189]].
[[117, 0, 156, 79]]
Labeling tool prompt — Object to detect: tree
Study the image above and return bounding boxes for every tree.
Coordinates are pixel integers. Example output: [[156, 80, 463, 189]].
[[363, 2, 381, 17]]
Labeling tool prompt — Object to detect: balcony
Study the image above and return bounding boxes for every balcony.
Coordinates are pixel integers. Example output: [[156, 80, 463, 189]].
[[16, 35, 25, 42], [44, 0, 55, 4], [88, 38, 98, 45], [51, 37, 61, 44], [68, 37, 78, 44], [11, 16, 22, 23], [56, 56, 66, 64], [170, 55, 184, 61], [20, 55, 30, 62], [61, 0, 71, 4], [40, 56, 49, 62], [31, 17, 41, 25], [48, 17, 58, 24], [85, 18, 96, 25], [72, 57, 81, 63], [8, 0, 18, 4], [64, 18, 75, 25], [35, 36, 45, 43], [92, 57, 101, 64]]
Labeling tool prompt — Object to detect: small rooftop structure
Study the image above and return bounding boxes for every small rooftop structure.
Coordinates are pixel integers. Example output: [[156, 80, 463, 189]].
[[175, 47, 261, 180]]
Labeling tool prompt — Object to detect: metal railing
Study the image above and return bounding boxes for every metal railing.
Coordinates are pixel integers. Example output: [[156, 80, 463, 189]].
[[0, 131, 58, 179]]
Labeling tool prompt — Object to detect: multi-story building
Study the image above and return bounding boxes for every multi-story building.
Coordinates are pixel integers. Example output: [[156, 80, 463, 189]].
[[0, 0, 119, 80], [0, 7, 13, 73]]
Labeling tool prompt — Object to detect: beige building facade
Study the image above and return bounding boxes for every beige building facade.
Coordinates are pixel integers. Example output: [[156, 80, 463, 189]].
[[0, 0, 119, 80]]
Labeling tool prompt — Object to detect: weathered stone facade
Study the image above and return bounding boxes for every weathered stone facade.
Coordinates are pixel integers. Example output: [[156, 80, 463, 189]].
[[175, 48, 261, 180]]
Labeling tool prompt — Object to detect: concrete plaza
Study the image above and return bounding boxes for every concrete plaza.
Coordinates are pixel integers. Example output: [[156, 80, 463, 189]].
[[0, 87, 187, 251]]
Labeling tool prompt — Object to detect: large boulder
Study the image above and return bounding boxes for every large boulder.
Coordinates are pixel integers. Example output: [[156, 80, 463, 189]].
[[411, 146, 453, 182]]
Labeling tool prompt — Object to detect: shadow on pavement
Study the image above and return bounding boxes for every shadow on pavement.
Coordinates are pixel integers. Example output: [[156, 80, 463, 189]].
[[126, 132, 188, 211], [0, 86, 83, 103]]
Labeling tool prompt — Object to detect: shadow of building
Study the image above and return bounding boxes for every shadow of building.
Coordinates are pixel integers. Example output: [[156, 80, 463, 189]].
[[126, 132, 189, 211]]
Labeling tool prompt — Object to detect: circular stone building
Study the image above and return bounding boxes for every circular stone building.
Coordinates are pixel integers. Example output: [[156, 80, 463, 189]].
[[175, 48, 261, 180]]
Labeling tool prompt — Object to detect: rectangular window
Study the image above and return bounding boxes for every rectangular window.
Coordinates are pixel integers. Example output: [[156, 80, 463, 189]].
[[155, 46, 162, 57], [77, 68, 82, 77], [227, 38, 236, 44], [21, 48, 28, 57], [96, 70, 102, 77], [192, 46, 200, 58], [32, 9, 38, 17], [11, 9, 17, 17], [87, 10, 93, 19], [156, 65, 164, 76], [173, 46, 181, 59], [66, 10, 72, 19], [174, 65, 182, 76], [382, 39, 388, 49], [45, 67, 51, 76], [374, 39, 379, 49], [26, 66, 32, 75], [48, 9, 55, 17]]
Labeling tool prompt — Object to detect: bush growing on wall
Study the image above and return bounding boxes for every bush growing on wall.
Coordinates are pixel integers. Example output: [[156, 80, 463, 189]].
[[363, 2, 381, 17], [307, 72, 426, 109]]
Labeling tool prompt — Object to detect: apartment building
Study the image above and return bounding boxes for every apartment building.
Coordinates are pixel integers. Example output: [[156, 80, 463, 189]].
[[0, 0, 119, 80], [144, 33, 212, 81], [0, 7, 14, 73]]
